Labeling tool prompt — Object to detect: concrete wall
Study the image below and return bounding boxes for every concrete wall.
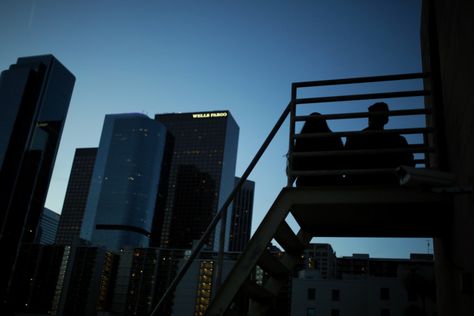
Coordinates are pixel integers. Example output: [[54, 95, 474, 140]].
[[421, 0, 474, 315], [291, 276, 431, 316]]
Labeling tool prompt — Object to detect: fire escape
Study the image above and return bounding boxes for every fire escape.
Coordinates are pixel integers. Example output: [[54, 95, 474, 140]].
[[151, 72, 453, 316]]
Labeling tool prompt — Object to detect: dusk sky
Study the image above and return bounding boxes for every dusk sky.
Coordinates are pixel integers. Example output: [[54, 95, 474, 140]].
[[0, 0, 431, 258]]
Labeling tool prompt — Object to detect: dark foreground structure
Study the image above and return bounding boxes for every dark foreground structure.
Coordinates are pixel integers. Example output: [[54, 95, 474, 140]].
[[0, 55, 75, 312], [420, 0, 474, 315]]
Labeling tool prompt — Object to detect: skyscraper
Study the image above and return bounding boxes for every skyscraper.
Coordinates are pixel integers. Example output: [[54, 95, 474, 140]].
[[0, 55, 75, 305], [152, 110, 239, 251], [229, 177, 254, 252], [56, 147, 97, 245], [81, 114, 166, 251], [35, 207, 60, 245]]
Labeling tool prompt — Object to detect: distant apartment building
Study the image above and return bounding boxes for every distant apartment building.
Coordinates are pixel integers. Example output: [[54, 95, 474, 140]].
[[301, 243, 338, 279], [0, 55, 75, 308], [81, 114, 167, 251], [35, 207, 60, 245], [99, 248, 241, 316], [172, 251, 240, 316], [292, 251, 436, 316], [56, 147, 97, 245], [152, 111, 239, 251], [229, 177, 254, 252], [52, 246, 118, 316], [111, 248, 160, 316]]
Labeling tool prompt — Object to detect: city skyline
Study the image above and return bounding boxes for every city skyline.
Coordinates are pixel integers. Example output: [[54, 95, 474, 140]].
[[0, 0, 428, 258]]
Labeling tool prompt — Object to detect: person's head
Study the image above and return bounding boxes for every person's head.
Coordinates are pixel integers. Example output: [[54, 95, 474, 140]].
[[368, 102, 389, 129], [301, 112, 331, 133]]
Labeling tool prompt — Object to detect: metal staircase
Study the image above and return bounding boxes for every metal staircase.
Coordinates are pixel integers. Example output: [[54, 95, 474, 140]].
[[151, 72, 451, 316], [205, 185, 450, 316], [207, 188, 312, 316]]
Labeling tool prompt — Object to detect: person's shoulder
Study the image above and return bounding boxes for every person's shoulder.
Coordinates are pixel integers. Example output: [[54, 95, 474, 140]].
[[397, 134, 409, 145]]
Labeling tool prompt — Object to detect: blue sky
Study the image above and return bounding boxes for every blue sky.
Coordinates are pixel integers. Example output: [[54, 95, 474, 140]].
[[0, 0, 431, 258]]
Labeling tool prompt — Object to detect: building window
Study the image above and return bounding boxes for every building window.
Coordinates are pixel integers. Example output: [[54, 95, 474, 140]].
[[307, 288, 316, 300], [332, 289, 340, 301], [331, 309, 340, 316], [380, 308, 390, 316], [306, 307, 316, 316], [380, 287, 390, 300]]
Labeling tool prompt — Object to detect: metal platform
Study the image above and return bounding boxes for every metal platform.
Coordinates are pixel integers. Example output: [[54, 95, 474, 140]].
[[289, 186, 451, 237]]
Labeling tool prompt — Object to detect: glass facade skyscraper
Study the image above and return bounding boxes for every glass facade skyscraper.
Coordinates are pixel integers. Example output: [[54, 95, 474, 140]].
[[0, 55, 75, 306], [56, 147, 97, 245], [152, 111, 239, 251], [35, 207, 60, 245], [229, 177, 254, 252], [81, 114, 166, 251]]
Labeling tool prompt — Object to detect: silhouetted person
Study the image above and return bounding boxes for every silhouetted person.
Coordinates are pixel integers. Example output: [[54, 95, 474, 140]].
[[345, 102, 415, 184], [292, 112, 344, 186]]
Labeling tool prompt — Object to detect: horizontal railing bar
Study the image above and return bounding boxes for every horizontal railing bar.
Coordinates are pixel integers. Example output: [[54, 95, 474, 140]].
[[291, 146, 434, 157], [292, 72, 429, 88], [414, 159, 427, 164], [289, 166, 432, 176], [294, 109, 430, 121], [293, 128, 434, 139], [295, 90, 430, 104], [289, 168, 399, 176]]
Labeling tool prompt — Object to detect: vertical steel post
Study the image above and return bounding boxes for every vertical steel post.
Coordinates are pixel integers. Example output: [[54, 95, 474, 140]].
[[215, 205, 227, 290], [288, 84, 297, 187]]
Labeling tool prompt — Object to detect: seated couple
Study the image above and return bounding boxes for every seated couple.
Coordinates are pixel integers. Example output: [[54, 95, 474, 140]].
[[293, 102, 415, 186]]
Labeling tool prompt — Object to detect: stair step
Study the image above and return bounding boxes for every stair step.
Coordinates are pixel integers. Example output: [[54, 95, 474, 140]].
[[242, 280, 274, 303], [274, 222, 306, 255], [258, 250, 290, 279]]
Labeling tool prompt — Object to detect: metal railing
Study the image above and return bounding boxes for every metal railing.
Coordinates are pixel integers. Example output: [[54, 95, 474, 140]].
[[287, 72, 434, 186], [150, 72, 436, 315]]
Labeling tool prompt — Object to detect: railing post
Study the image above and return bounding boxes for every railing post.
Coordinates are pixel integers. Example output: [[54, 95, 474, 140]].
[[288, 84, 297, 187], [215, 205, 227, 291]]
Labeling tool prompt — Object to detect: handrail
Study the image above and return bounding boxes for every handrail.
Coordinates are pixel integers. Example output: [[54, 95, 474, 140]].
[[295, 90, 429, 104], [294, 128, 434, 139], [291, 145, 434, 157], [150, 102, 292, 316], [292, 72, 429, 88], [294, 109, 431, 121]]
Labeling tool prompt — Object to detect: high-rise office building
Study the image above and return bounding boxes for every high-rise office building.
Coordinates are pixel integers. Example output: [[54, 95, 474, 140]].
[[152, 110, 239, 251], [56, 147, 97, 245], [0, 55, 75, 305], [229, 177, 254, 252], [35, 207, 60, 245], [8, 244, 66, 315], [81, 114, 166, 251]]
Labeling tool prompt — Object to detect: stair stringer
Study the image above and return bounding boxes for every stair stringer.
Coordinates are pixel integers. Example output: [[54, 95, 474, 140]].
[[205, 188, 296, 316], [248, 229, 312, 315]]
